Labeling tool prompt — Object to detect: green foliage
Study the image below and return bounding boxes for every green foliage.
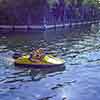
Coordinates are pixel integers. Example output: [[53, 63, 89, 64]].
[[47, 0, 100, 7], [47, 0, 59, 7], [82, 0, 100, 7]]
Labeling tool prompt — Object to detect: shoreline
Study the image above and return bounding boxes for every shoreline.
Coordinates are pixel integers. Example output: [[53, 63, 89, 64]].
[[0, 20, 99, 30]]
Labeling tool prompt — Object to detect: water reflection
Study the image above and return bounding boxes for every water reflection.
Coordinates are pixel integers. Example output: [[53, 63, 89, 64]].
[[29, 66, 65, 81]]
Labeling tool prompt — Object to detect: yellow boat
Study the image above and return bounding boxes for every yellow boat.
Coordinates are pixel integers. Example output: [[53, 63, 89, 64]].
[[15, 54, 65, 68]]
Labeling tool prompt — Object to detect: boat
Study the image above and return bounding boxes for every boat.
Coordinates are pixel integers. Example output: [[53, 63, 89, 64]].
[[14, 54, 65, 68]]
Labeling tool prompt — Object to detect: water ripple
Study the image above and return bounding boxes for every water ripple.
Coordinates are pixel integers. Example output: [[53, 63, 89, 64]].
[[0, 25, 100, 100]]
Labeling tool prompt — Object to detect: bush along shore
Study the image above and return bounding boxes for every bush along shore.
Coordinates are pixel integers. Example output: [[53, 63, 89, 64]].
[[0, 0, 99, 26]]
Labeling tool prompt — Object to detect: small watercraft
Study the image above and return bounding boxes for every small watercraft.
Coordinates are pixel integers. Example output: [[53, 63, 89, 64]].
[[14, 54, 65, 68]]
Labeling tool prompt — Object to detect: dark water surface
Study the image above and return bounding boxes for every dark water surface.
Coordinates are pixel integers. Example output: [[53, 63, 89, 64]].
[[0, 24, 100, 100]]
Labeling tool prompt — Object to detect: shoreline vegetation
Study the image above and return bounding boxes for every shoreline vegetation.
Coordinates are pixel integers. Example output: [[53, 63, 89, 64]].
[[0, 0, 100, 26]]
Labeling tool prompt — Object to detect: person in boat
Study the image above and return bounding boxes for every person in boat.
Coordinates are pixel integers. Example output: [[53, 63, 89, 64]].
[[29, 48, 45, 63]]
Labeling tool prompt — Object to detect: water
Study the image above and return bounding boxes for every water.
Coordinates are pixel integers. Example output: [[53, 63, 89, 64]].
[[0, 24, 100, 100]]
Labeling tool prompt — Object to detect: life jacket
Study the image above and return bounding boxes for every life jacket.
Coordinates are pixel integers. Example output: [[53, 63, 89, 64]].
[[29, 53, 44, 62]]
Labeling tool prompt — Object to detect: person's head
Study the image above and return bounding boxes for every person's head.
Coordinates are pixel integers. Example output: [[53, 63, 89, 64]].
[[31, 48, 37, 54], [36, 48, 44, 54]]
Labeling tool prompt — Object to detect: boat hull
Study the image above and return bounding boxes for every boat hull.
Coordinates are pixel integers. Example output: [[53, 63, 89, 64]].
[[15, 62, 65, 68]]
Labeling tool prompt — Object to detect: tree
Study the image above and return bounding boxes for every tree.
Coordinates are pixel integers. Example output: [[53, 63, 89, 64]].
[[82, 0, 100, 7]]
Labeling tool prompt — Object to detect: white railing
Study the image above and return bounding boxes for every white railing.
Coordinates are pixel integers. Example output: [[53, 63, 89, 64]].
[[0, 20, 99, 29]]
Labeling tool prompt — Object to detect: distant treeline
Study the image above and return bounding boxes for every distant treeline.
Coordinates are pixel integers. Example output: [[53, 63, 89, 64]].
[[0, 0, 100, 25]]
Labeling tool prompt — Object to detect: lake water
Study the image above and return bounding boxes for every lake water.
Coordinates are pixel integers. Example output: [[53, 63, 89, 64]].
[[0, 24, 100, 100]]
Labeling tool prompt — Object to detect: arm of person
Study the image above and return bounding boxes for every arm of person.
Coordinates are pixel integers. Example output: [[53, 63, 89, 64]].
[[29, 54, 41, 63]]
